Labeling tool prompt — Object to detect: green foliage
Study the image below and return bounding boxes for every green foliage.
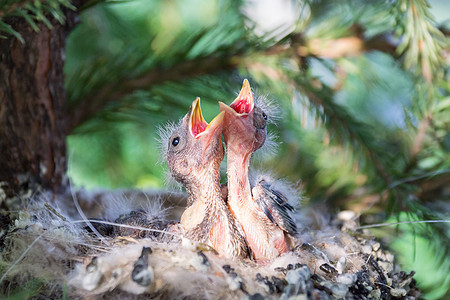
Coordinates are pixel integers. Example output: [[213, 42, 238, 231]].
[[382, 212, 450, 299], [393, 0, 447, 84], [0, 0, 75, 42], [2, 278, 47, 300]]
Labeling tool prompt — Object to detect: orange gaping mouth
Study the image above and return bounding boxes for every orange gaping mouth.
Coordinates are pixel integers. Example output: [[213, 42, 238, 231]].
[[229, 79, 254, 114], [189, 98, 224, 138]]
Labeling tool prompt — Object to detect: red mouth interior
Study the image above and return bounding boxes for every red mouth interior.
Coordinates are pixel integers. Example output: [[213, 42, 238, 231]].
[[230, 98, 252, 114], [192, 122, 208, 137]]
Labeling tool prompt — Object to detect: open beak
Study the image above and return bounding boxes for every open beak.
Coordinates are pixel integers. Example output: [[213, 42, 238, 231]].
[[219, 79, 255, 125], [229, 79, 255, 115], [220, 80, 263, 151], [189, 97, 224, 139]]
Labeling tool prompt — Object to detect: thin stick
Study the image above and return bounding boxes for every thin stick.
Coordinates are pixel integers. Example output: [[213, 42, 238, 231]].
[[44, 203, 67, 221], [358, 220, 450, 230], [388, 168, 450, 189], [70, 219, 180, 237]]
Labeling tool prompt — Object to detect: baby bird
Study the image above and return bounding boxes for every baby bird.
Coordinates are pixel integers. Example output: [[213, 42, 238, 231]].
[[219, 80, 297, 262], [165, 98, 249, 259]]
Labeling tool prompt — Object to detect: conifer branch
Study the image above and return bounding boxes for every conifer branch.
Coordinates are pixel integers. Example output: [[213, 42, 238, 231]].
[[245, 61, 394, 186], [0, 1, 28, 18], [67, 55, 239, 133], [67, 30, 403, 132], [291, 32, 398, 58], [394, 0, 446, 83], [0, 0, 81, 42], [300, 83, 393, 185]]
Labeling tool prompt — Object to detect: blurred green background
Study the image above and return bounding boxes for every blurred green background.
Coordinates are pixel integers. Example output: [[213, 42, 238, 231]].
[[61, 0, 448, 298]]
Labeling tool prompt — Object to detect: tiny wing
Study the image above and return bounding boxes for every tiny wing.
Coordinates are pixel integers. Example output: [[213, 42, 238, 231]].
[[252, 180, 297, 235]]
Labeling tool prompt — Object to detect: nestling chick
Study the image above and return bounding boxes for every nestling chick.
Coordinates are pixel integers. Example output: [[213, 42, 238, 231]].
[[219, 80, 297, 262], [165, 98, 250, 259]]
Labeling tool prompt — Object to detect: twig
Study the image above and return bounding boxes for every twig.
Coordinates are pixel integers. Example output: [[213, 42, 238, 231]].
[[358, 219, 450, 230], [44, 202, 67, 221], [388, 168, 450, 189], [409, 113, 432, 159], [70, 219, 180, 236]]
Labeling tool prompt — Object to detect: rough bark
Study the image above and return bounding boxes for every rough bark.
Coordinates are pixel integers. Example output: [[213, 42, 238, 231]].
[[0, 5, 81, 197]]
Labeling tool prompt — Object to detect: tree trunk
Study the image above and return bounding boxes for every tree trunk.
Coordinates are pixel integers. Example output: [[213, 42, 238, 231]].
[[0, 5, 80, 198]]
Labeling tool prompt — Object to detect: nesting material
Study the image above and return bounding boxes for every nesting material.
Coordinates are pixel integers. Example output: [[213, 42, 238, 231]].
[[0, 192, 419, 299]]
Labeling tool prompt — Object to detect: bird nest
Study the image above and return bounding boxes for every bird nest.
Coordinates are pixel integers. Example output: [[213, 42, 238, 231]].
[[0, 189, 420, 299]]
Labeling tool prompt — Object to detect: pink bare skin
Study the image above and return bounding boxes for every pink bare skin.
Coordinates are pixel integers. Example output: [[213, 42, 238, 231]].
[[166, 98, 249, 259], [220, 80, 294, 262]]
